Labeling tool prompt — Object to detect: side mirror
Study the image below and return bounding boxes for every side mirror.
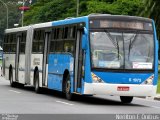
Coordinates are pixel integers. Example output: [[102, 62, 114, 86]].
[[82, 27, 88, 50]]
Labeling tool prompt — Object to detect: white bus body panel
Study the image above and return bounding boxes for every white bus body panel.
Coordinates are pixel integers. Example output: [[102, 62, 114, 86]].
[[45, 64, 48, 86], [30, 54, 43, 87], [83, 83, 157, 97], [5, 22, 52, 86], [18, 54, 26, 84], [5, 27, 29, 34], [32, 22, 52, 29], [4, 54, 15, 81]]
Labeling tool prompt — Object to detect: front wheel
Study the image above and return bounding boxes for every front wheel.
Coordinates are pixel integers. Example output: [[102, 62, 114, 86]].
[[65, 75, 74, 100], [120, 96, 133, 103]]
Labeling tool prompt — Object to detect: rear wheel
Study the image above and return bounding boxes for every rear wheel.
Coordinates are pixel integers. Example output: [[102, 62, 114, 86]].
[[65, 74, 73, 100], [120, 96, 133, 103], [9, 69, 16, 87], [34, 71, 41, 93]]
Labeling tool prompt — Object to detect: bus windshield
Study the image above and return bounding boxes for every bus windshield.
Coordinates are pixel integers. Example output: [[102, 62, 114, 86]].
[[90, 30, 154, 70]]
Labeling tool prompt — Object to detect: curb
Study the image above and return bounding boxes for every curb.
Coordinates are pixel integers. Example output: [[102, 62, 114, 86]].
[[138, 96, 160, 101], [154, 96, 160, 101]]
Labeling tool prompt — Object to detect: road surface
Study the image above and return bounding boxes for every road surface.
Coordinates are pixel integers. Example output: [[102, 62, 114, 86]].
[[0, 77, 160, 114]]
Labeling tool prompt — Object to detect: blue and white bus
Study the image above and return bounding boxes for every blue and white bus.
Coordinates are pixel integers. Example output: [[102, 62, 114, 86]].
[[3, 14, 159, 103]]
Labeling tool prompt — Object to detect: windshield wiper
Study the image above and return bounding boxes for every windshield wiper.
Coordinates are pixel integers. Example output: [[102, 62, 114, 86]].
[[104, 30, 120, 60], [128, 32, 138, 60]]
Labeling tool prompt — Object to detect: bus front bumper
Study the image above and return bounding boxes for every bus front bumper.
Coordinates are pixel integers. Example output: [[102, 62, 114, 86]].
[[83, 83, 157, 97]]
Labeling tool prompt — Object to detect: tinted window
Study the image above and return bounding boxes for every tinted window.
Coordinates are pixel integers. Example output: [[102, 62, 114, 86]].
[[50, 25, 77, 55], [32, 30, 45, 53], [20, 32, 27, 54]]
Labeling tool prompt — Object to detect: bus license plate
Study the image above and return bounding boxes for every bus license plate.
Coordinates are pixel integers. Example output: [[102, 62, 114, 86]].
[[117, 86, 130, 91]]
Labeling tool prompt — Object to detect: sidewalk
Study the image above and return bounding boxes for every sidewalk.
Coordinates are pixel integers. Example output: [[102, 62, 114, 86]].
[[140, 94, 160, 101]]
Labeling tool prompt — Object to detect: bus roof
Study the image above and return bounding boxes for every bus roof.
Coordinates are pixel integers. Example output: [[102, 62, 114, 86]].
[[88, 14, 152, 22], [4, 14, 152, 34], [5, 26, 29, 33], [32, 22, 52, 29], [52, 16, 88, 27], [5, 22, 52, 34]]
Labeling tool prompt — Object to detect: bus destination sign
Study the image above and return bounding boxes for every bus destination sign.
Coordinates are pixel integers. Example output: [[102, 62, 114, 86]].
[[90, 20, 153, 30], [100, 20, 144, 29]]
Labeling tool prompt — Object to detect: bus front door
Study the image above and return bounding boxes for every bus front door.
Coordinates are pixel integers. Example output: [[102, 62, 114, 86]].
[[74, 28, 83, 93]]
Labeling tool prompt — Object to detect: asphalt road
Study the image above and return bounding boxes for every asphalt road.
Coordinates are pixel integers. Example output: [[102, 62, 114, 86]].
[[0, 77, 160, 114]]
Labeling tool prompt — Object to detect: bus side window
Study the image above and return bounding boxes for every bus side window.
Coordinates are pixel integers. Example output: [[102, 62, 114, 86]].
[[20, 32, 26, 54], [32, 30, 45, 53], [10, 34, 16, 53], [63, 26, 76, 55], [55, 28, 64, 52], [50, 28, 56, 53], [3, 35, 7, 53], [33, 31, 38, 52], [39, 30, 45, 53], [3, 34, 11, 53], [50, 26, 76, 54]]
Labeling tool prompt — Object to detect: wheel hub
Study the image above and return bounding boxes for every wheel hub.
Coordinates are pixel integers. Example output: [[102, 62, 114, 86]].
[[66, 81, 70, 93]]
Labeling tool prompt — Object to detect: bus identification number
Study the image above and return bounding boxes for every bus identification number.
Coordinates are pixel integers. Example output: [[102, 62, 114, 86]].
[[129, 78, 142, 83]]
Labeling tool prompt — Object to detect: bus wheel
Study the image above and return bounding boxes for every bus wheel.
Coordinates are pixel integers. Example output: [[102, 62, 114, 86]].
[[34, 71, 41, 93], [9, 69, 16, 87], [65, 75, 73, 100], [120, 96, 133, 104]]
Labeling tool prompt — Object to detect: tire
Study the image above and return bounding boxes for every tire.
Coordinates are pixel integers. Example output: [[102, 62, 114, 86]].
[[34, 71, 41, 93], [120, 96, 133, 104], [17, 83, 24, 88], [9, 69, 16, 87], [64, 74, 73, 100]]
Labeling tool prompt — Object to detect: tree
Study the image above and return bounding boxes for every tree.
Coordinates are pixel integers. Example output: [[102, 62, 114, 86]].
[[140, 0, 160, 39], [24, 0, 76, 25], [24, 0, 145, 25], [0, 0, 21, 46], [140, 0, 160, 58]]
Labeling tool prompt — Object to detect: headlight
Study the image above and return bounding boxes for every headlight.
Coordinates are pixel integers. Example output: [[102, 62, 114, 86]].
[[141, 75, 154, 85], [91, 72, 104, 83]]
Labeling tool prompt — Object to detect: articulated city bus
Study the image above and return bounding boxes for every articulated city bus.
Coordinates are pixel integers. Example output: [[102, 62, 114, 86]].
[[3, 14, 159, 103]]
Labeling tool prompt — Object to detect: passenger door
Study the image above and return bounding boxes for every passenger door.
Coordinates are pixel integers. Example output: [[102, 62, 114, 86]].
[[74, 24, 84, 92], [15, 35, 20, 82], [42, 30, 51, 86]]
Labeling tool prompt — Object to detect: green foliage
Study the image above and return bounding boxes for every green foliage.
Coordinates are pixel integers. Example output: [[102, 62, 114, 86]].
[[0, 0, 20, 46], [109, 0, 144, 15], [24, 0, 76, 25], [140, 0, 160, 40], [24, 0, 145, 25]]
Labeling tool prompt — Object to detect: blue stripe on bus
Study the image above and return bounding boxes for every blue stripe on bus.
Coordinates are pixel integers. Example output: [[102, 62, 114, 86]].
[[152, 19, 159, 85], [49, 16, 90, 93], [52, 16, 88, 26], [92, 71, 153, 84], [47, 53, 74, 91]]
